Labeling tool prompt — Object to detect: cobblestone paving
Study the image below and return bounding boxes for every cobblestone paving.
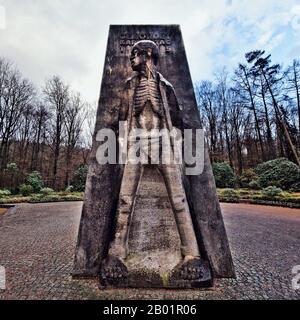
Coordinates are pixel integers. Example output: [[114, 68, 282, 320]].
[[0, 202, 299, 300]]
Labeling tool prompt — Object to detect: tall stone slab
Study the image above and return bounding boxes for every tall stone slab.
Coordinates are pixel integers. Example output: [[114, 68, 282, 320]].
[[73, 25, 235, 288]]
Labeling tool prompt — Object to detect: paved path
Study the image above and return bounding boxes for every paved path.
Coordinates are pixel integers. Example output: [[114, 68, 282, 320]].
[[0, 202, 299, 300]]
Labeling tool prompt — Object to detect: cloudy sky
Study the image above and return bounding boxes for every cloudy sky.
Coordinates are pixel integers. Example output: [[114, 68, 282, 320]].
[[0, 0, 300, 103]]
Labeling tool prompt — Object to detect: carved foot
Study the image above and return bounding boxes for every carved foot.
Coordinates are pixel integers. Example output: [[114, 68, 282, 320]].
[[173, 256, 205, 280], [101, 255, 128, 281]]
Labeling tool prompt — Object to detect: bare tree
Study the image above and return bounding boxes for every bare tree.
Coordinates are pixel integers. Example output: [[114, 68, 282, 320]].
[[80, 102, 97, 164], [228, 88, 245, 175], [43, 76, 69, 188], [196, 81, 220, 162], [30, 102, 50, 172], [246, 50, 300, 166], [64, 92, 87, 187], [285, 59, 300, 144], [0, 58, 35, 169], [215, 70, 234, 168], [17, 103, 35, 170], [233, 63, 267, 161]]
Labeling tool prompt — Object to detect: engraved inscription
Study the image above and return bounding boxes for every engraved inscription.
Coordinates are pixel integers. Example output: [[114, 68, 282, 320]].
[[119, 32, 172, 54]]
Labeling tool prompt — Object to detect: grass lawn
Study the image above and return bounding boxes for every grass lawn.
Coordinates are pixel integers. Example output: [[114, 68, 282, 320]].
[[0, 191, 83, 204], [0, 189, 300, 208], [218, 188, 300, 208]]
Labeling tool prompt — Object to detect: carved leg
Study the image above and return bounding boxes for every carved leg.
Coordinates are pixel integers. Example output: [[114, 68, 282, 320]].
[[159, 163, 206, 280], [101, 163, 143, 280], [159, 163, 199, 257]]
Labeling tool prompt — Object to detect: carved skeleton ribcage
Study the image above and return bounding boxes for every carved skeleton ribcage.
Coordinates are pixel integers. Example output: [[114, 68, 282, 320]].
[[133, 77, 163, 117]]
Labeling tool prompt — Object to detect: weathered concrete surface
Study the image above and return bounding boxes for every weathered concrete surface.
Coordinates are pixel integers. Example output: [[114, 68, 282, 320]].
[[74, 25, 234, 281], [127, 165, 182, 273], [0, 202, 299, 300]]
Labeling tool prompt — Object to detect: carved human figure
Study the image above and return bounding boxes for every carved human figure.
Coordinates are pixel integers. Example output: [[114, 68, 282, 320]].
[[101, 40, 207, 281]]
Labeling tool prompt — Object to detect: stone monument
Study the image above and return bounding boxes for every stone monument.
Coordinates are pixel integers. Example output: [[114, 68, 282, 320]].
[[73, 25, 235, 288]]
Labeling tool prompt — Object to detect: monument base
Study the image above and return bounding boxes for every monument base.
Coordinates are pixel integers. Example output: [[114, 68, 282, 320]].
[[99, 262, 213, 289]]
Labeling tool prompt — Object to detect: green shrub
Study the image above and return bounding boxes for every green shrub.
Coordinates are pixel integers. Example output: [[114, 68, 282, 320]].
[[219, 188, 240, 202], [40, 188, 54, 195], [237, 189, 251, 197], [26, 171, 44, 193], [249, 179, 261, 190], [279, 191, 292, 200], [255, 158, 300, 190], [30, 194, 43, 202], [239, 169, 258, 188], [61, 194, 83, 201], [19, 184, 34, 196], [71, 165, 88, 192], [30, 194, 60, 203], [65, 185, 74, 193], [6, 162, 18, 172], [42, 194, 60, 201], [0, 196, 29, 204], [261, 186, 283, 199], [212, 162, 235, 188], [4, 162, 19, 194], [290, 180, 300, 192], [0, 189, 11, 198]]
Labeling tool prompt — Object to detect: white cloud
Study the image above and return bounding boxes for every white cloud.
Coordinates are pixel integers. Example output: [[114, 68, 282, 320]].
[[291, 5, 300, 30], [0, 0, 299, 102]]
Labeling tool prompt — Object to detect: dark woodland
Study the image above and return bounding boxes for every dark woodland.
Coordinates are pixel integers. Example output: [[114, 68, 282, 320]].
[[0, 50, 299, 191]]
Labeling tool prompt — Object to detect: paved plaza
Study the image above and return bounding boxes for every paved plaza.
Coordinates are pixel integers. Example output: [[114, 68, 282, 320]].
[[0, 202, 299, 300]]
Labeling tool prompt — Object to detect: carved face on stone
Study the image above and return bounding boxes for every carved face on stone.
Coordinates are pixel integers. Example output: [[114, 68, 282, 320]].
[[130, 40, 159, 72]]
